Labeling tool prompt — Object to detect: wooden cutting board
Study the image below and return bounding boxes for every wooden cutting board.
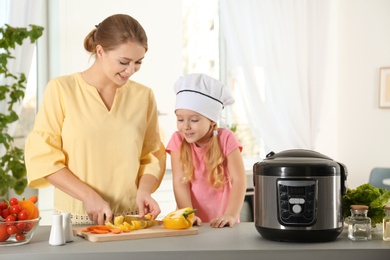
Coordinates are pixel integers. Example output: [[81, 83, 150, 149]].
[[73, 225, 198, 242]]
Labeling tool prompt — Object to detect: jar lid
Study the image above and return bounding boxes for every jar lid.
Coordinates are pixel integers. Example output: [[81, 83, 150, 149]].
[[350, 205, 369, 210]]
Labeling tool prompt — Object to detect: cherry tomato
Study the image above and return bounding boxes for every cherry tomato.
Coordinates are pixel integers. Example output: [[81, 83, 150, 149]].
[[24, 223, 34, 232], [0, 202, 7, 210], [0, 225, 10, 242], [5, 214, 16, 222], [6, 225, 17, 235], [16, 222, 27, 230], [1, 208, 10, 219], [18, 210, 29, 221], [10, 204, 22, 215], [9, 198, 19, 206], [15, 233, 26, 242]]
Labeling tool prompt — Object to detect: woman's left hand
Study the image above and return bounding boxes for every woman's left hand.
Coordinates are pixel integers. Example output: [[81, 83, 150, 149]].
[[136, 190, 161, 219], [210, 214, 236, 228]]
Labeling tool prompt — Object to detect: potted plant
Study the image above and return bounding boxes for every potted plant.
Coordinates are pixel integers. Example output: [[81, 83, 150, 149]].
[[0, 24, 44, 197]]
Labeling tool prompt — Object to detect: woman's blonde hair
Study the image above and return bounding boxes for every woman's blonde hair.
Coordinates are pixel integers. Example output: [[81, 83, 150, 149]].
[[84, 14, 148, 55], [179, 125, 227, 190]]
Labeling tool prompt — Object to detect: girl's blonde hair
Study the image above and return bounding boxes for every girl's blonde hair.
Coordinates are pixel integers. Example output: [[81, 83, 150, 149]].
[[179, 125, 227, 190]]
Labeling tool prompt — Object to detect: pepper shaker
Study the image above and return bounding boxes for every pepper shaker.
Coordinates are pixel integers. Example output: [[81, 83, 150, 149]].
[[49, 214, 66, 246], [62, 212, 74, 242]]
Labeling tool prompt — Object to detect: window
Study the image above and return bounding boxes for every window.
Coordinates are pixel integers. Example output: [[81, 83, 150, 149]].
[[0, 0, 38, 154], [13, 49, 37, 149], [183, 0, 261, 165]]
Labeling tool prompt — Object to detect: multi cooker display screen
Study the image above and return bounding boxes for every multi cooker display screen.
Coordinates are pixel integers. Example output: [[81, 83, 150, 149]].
[[288, 186, 305, 195]]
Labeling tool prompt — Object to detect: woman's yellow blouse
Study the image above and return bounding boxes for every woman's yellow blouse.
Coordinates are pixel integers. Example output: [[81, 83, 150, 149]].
[[25, 73, 166, 215]]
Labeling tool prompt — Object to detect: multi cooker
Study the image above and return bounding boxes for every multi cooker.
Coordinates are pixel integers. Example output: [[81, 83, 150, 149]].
[[253, 149, 348, 242]]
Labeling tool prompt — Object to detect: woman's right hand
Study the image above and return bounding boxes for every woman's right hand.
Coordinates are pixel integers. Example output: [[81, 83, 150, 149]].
[[46, 168, 113, 225], [83, 195, 112, 225]]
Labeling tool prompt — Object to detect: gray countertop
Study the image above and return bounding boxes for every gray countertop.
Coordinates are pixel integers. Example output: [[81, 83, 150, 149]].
[[1, 223, 389, 260]]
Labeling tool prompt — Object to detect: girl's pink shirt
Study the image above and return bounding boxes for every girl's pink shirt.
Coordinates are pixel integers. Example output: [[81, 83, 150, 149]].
[[166, 128, 242, 222]]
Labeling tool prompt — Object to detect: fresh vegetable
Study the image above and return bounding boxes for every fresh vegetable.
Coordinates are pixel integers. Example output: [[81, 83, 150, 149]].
[[0, 225, 10, 242], [0, 196, 40, 243], [343, 183, 390, 226], [101, 214, 159, 234], [163, 207, 197, 230], [18, 196, 39, 220]]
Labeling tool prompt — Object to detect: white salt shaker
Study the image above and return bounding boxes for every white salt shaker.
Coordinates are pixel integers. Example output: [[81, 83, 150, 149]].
[[49, 214, 66, 246], [62, 212, 74, 242]]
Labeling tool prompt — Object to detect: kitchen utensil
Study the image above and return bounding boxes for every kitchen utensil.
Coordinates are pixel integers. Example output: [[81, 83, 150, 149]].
[[73, 225, 198, 242], [0, 217, 41, 246], [253, 149, 348, 242]]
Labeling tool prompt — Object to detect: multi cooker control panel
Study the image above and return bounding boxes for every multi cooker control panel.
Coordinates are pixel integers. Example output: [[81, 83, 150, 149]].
[[277, 179, 317, 226]]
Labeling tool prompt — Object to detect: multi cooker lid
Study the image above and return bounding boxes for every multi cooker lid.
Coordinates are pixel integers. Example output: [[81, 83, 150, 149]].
[[254, 149, 342, 177]]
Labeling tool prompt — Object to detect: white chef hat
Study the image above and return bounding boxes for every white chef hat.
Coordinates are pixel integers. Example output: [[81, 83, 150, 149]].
[[174, 73, 234, 122]]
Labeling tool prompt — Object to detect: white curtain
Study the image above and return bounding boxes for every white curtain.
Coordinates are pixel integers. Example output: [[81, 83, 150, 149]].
[[220, 0, 335, 153], [0, 0, 46, 147]]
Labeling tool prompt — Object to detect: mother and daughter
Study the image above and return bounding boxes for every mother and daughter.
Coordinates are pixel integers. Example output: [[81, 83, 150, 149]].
[[25, 13, 246, 228]]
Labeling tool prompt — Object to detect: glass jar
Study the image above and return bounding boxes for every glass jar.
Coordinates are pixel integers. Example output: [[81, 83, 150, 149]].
[[348, 205, 371, 241], [383, 205, 390, 241]]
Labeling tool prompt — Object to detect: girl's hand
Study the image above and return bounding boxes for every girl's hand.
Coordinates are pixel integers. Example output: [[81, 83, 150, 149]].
[[210, 214, 236, 228], [192, 215, 203, 226]]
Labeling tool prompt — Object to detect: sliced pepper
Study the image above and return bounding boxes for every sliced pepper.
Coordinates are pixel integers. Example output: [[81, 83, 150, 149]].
[[163, 207, 197, 230]]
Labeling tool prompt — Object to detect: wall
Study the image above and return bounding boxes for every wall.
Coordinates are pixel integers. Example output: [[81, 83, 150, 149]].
[[336, 0, 390, 189]]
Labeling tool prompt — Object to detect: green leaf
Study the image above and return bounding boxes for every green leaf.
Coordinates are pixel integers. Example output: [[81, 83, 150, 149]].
[[0, 23, 44, 196], [343, 183, 390, 226]]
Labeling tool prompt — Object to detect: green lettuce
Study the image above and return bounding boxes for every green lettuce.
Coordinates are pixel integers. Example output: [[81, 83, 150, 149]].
[[343, 183, 390, 226]]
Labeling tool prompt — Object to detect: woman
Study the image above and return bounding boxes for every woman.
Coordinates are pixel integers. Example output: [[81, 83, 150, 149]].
[[25, 14, 166, 225]]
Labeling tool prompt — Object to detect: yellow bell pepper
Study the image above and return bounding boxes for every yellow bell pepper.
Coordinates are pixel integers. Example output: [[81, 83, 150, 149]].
[[163, 207, 197, 230]]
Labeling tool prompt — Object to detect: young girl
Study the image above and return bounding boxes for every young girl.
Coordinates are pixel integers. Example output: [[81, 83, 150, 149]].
[[166, 73, 246, 228]]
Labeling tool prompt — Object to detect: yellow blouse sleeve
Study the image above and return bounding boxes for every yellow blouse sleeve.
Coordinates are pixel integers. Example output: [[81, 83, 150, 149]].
[[138, 89, 166, 192], [25, 79, 67, 188]]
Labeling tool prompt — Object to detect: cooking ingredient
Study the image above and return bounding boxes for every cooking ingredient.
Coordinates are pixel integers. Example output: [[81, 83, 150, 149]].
[[343, 183, 390, 226], [104, 214, 159, 233], [18, 196, 39, 220], [9, 197, 19, 206], [0, 225, 10, 242], [163, 208, 197, 230], [28, 195, 38, 204], [0, 196, 40, 243], [15, 233, 26, 241]]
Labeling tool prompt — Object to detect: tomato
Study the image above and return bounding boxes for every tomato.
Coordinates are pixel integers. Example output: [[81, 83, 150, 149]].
[[5, 214, 16, 222], [16, 222, 27, 230], [0, 225, 10, 242], [15, 233, 26, 242], [9, 198, 19, 206], [6, 225, 17, 235], [18, 210, 29, 220], [0, 202, 7, 210], [24, 223, 34, 232], [10, 204, 22, 215], [1, 208, 10, 219]]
